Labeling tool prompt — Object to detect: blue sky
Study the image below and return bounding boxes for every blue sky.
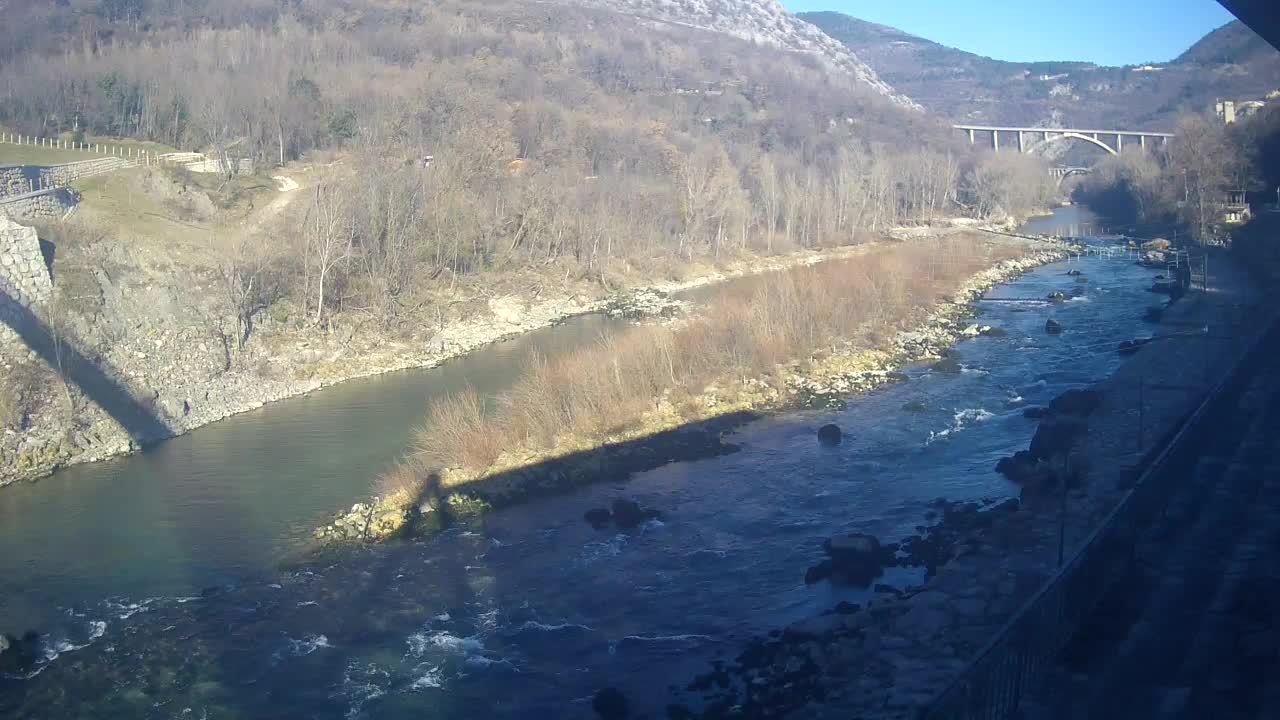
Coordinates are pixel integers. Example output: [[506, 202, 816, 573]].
[[784, 0, 1237, 66]]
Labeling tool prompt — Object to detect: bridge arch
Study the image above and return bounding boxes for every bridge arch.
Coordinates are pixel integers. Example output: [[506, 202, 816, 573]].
[[1027, 132, 1118, 157], [1054, 167, 1092, 189]]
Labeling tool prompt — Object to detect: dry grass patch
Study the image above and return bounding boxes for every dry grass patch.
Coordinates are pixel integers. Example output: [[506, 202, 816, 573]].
[[396, 234, 1025, 485]]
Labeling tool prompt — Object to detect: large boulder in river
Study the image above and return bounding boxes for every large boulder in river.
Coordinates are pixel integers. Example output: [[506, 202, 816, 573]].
[[1142, 238, 1171, 251], [0, 631, 38, 675], [1048, 388, 1102, 417], [592, 687, 629, 719], [817, 424, 842, 446], [1029, 415, 1088, 461], [932, 356, 963, 374], [609, 498, 661, 529], [821, 534, 885, 587], [1045, 319, 1063, 334], [996, 450, 1045, 484], [584, 508, 613, 529]]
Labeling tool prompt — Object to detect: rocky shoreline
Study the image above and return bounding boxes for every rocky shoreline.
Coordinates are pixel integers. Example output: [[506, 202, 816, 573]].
[[316, 239, 1072, 543], [0, 241, 891, 488]]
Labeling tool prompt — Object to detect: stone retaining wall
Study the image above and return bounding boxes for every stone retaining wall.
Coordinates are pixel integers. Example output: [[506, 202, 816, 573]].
[[40, 157, 135, 186], [0, 165, 38, 198], [0, 214, 52, 346], [0, 159, 135, 199], [0, 188, 78, 222]]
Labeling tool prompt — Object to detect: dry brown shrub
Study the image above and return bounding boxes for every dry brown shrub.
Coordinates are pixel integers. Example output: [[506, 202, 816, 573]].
[[406, 235, 1027, 479], [375, 458, 431, 504], [413, 386, 502, 471]]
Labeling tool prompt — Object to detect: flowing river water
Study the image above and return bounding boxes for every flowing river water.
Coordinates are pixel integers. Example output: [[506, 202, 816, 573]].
[[0, 208, 1162, 718]]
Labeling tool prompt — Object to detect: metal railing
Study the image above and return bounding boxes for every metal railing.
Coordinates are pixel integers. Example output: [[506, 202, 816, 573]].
[[919, 306, 1277, 720]]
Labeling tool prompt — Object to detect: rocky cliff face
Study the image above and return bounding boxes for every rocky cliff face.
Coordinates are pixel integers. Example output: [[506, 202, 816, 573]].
[[566, 0, 919, 109]]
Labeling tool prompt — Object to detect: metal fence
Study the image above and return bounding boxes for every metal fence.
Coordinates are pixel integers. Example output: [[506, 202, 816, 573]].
[[919, 307, 1277, 720]]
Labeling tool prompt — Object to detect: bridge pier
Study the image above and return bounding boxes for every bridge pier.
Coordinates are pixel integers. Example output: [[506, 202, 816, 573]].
[[1117, 134, 1124, 153], [1017, 131, 1025, 153], [992, 130, 999, 151], [967, 128, 975, 145]]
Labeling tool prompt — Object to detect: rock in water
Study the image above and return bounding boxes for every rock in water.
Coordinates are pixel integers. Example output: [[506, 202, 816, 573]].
[[1047, 291, 1066, 302], [804, 559, 834, 585], [0, 631, 38, 675], [1048, 388, 1102, 416], [583, 508, 612, 530], [996, 450, 1041, 484], [817, 424, 842, 446], [592, 687, 629, 719], [609, 498, 660, 529], [611, 499, 645, 528], [821, 533, 884, 587], [1029, 416, 1088, 461], [1022, 406, 1051, 419], [931, 356, 963, 374], [1045, 319, 1063, 334]]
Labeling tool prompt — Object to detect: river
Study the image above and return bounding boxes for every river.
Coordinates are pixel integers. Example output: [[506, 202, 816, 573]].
[[1, 209, 1156, 718]]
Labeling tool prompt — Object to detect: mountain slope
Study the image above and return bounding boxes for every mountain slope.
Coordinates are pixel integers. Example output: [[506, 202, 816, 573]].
[[562, 0, 919, 109], [803, 13, 1280, 131]]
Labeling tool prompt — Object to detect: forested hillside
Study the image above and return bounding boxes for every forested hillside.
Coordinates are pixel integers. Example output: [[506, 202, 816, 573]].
[[0, 0, 1055, 330]]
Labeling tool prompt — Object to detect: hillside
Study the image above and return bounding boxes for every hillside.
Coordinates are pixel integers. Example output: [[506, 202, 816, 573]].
[[559, 0, 918, 108], [802, 12, 1280, 131]]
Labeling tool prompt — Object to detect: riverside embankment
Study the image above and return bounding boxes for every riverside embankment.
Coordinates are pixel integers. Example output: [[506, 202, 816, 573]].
[[0, 237, 895, 487], [2, 213, 1221, 720]]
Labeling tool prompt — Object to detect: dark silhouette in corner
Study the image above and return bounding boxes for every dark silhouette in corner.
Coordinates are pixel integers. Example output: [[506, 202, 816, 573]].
[[0, 288, 171, 446]]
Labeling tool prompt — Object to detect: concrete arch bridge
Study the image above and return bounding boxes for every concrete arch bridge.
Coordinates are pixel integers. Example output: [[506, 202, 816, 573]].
[[954, 125, 1175, 156]]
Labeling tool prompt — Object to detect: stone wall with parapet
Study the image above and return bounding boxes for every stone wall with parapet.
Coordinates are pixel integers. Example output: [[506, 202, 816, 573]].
[[0, 188, 78, 223], [0, 213, 52, 346], [1, 158, 135, 199], [0, 165, 38, 197]]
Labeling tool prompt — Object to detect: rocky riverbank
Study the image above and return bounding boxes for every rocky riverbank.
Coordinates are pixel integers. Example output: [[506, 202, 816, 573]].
[[316, 238, 1072, 542], [664, 247, 1263, 719], [0, 240, 895, 488]]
